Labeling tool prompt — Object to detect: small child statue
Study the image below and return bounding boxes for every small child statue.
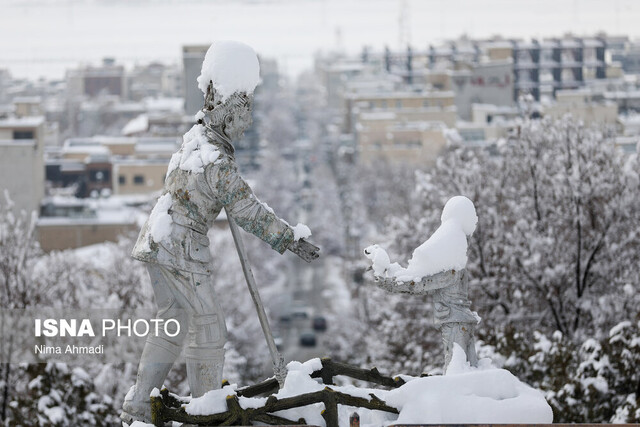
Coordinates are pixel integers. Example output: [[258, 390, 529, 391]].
[[364, 196, 480, 369]]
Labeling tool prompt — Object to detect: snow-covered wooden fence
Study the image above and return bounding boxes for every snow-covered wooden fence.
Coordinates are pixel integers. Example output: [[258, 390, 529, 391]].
[[150, 357, 405, 426]]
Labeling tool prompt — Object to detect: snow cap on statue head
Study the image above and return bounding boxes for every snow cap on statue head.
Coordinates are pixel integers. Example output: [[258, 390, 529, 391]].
[[441, 196, 478, 236], [197, 40, 261, 102]]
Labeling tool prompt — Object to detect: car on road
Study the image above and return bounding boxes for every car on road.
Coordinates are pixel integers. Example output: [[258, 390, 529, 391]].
[[291, 306, 311, 320], [299, 331, 316, 347], [312, 316, 327, 332]]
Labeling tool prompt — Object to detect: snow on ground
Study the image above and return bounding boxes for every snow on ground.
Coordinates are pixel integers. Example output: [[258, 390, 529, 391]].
[[197, 40, 261, 100], [183, 349, 553, 426], [364, 196, 478, 281]]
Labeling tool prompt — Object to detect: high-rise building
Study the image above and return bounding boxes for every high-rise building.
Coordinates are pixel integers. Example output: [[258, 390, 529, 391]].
[[0, 116, 45, 214], [182, 45, 209, 116]]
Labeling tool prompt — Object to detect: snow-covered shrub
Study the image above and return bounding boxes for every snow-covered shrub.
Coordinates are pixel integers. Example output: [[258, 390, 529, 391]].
[[478, 320, 640, 423], [7, 363, 118, 426]]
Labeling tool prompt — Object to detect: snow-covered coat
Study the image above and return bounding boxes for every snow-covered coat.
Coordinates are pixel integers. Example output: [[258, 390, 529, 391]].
[[132, 135, 294, 275]]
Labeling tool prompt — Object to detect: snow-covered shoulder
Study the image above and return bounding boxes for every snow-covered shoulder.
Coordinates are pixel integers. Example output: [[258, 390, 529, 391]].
[[197, 40, 261, 101], [167, 124, 220, 176]]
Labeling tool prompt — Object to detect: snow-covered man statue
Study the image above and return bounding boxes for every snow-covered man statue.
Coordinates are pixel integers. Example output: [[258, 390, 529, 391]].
[[364, 196, 480, 370], [121, 41, 319, 424]]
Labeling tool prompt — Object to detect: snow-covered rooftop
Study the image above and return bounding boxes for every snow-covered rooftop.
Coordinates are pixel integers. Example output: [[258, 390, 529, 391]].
[[0, 115, 45, 128], [122, 114, 149, 136], [143, 97, 184, 113], [63, 145, 111, 156]]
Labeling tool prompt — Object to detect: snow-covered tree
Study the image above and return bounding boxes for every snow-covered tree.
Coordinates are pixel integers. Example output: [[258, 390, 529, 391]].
[[350, 115, 640, 403], [0, 196, 156, 425], [378, 116, 639, 339]]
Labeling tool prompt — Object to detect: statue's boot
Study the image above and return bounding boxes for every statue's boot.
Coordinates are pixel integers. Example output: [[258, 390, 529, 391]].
[[121, 340, 181, 424], [185, 346, 225, 398]]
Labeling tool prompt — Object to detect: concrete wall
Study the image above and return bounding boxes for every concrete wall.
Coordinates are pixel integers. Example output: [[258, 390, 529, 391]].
[[0, 120, 45, 214], [37, 222, 137, 251], [357, 123, 447, 166], [452, 61, 514, 120], [345, 91, 455, 133], [545, 102, 618, 124], [183, 45, 208, 116], [113, 162, 167, 195]]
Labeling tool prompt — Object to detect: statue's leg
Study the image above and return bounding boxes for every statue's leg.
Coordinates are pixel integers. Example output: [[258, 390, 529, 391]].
[[122, 264, 188, 423], [464, 323, 478, 366], [441, 322, 478, 370], [183, 271, 228, 398]]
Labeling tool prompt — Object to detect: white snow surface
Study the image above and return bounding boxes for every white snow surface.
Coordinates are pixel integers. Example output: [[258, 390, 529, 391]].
[[366, 196, 478, 281], [293, 223, 312, 241], [197, 40, 261, 101], [387, 345, 553, 424], [185, 384, 237, 416], [405, 218, 473, 280], [182, 352, 552, 426], [146, 193, 173, 248], [363, 244, 401, 277], [122, 114, 149, 136], [441, 195, 478, 236], [125, 422, 155, 427], [167, 124, 220, 176]]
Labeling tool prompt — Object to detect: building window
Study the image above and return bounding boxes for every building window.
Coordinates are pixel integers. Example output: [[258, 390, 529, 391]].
[[133, 175, 145, 185], [89, 170, 110, 182], [13, 130, 34, 140], [119, 175, 126, 185], [396, 100, 402, 109]]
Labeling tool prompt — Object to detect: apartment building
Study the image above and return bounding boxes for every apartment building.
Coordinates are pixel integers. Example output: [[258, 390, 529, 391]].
[[0, 116, 45, 214]]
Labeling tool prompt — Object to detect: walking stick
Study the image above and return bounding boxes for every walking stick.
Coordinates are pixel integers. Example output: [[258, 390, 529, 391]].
[[225, 208, 287, 388]]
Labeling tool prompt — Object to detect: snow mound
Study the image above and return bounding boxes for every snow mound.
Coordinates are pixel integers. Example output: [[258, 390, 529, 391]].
[[387, 345, 553, 424], [365, 196, 478, 281], [167, 124, 220, 176], [125, 422, 155, 427], [441, 195, 478, 236], [197, 40, 260, 101], [364, 244, 401, 277], [293, 223, 312, 241], [185, 384, 237, 416], [182, 354, 552, 426]]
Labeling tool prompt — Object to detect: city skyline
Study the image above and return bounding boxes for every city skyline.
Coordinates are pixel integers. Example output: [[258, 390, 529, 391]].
[[1, 0, 639, 80]]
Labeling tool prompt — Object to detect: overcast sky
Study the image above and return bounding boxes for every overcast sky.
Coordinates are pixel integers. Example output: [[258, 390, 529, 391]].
[[1, 0, 638, 80]]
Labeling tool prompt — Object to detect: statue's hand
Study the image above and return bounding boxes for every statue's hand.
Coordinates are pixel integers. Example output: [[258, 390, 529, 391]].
[[289, 239, 320, 263]]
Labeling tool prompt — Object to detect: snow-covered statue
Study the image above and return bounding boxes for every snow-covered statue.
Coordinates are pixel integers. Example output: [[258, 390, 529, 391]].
[[364, 196, 480, 370], [121, 40, 319, 424]]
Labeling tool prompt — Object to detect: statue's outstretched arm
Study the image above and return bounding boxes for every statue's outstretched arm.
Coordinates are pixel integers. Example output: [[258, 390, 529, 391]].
[[373, 269, 466, 295], [209, 160, 319, 262], [288, 239, 320, 262]]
